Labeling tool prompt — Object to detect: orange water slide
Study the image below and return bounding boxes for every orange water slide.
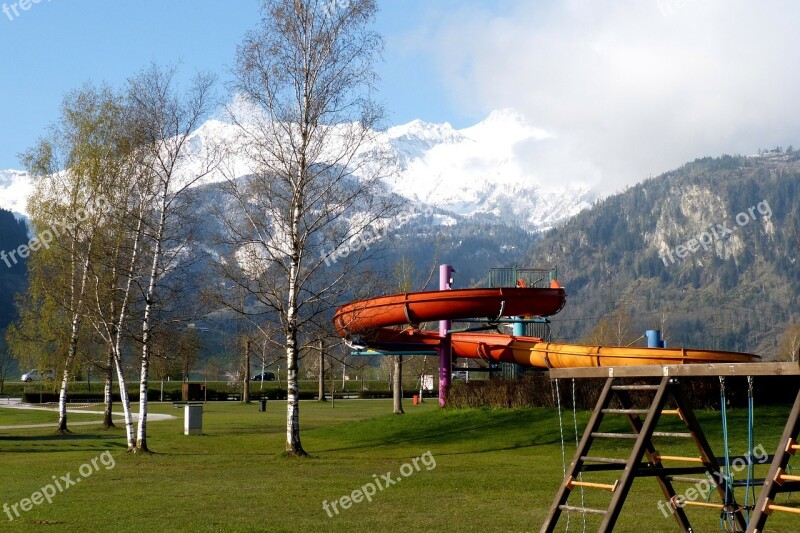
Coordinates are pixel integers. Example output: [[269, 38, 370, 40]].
[[333, 286, 566, 336], [333, 286, 760, 367]]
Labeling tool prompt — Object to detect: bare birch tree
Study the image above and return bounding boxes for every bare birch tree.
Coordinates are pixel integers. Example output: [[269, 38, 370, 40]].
[[86, 154, 149, 443], [225, 0, 391, 455], [779, 324, 800, 362], [126, 65, 219, 452]]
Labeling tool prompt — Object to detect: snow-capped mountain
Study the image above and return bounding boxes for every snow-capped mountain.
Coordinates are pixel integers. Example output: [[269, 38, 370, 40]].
[[376, 109, 595, 230], [0, 169, 34, 219], [0, 109, 597, 231]]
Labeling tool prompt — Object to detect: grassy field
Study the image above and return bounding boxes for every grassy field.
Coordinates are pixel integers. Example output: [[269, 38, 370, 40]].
[[1, 398, 798, 532], [0, 407, 106, 427]]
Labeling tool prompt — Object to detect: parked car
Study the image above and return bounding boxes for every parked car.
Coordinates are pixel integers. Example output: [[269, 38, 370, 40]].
[[451, 370, 469, 380], [21, 369, 55, 382], [251, 372, 276, 382]]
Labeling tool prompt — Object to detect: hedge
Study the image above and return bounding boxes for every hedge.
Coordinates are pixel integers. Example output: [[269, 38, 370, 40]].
[[446, 373, 800, 409]]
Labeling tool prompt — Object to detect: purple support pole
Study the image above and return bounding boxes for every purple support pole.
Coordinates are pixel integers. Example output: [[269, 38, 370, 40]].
[[438, 264, 454, 407]]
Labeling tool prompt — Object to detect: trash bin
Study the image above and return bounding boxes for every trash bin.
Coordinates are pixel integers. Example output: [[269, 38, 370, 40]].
[[259, 398, 267, 412], [413, 395, 419, 405], [184, 404, 202, 436]]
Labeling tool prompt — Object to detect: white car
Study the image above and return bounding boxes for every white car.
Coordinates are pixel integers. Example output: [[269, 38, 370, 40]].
[[21, 369, 55, 382]]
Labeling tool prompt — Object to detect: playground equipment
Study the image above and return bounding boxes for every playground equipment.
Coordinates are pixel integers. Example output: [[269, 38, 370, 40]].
[[334, 265, 759, 403], [334, 264, 799, 530], [541, 363, 800, 533]]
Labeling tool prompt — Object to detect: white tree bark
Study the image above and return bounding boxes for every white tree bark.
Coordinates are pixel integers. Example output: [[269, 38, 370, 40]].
[[392, 355, 404, 414], [136, 189, 167, 452], [57, 241, 92, 433]]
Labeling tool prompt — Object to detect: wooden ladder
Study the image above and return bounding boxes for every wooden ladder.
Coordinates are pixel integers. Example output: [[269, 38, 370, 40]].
[[540, 376, 745, 533], [747, 388, 800, 532]]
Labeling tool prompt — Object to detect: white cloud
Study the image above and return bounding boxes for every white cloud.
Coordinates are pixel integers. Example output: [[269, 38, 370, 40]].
[[416, 0, 800, 193]]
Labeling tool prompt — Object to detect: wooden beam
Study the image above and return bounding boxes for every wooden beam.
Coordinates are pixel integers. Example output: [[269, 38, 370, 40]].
[[567, 477, 619, 492], [549, 362, 800, 379]]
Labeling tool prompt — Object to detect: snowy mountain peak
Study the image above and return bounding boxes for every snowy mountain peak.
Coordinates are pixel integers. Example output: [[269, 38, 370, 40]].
[[0, 109, 597, 232], [387, 119, 464, 146], [370, 110, 591, 230], [0, 169, 33, 218]]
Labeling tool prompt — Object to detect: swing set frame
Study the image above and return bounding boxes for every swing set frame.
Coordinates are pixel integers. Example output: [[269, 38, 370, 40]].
[[541, 362, 800, 533]]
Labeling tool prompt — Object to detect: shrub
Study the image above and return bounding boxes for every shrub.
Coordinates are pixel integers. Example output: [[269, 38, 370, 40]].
[[445, 374, 800, 409]]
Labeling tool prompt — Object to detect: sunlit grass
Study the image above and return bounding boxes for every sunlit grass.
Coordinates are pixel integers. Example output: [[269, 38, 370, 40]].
[[0, 399, 796, 532]]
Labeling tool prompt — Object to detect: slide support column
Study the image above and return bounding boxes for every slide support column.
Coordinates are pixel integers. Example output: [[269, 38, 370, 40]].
[[438, 264, 454, 407]]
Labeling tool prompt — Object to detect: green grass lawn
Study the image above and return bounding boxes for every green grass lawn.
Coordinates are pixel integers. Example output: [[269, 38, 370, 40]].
[[0, 407, 114, 427], [1, 399, 798, 532]]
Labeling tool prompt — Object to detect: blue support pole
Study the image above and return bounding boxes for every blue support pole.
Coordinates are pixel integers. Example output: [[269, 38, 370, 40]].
[[646, 329, 666, 348]]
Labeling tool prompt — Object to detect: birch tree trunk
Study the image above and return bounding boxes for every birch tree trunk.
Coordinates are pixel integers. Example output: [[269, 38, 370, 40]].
[[243, 339, 251, 404], [136, 194, 167, 453], [102, 348, 114, 428], [393, 355, 404, 414], [318, 339, 326, 402], [113, 200, 145, 450], [285, 199, 305, 455], [57, 246, 92, 433]]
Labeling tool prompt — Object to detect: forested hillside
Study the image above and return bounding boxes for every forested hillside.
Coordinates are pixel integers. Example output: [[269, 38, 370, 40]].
[[528, 151, 800, 358], [0, 209, 28, 329]]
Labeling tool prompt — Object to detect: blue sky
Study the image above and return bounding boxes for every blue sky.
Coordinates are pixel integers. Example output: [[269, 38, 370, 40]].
[[0, 0, 485, 169], [2, 0, 799, 191]]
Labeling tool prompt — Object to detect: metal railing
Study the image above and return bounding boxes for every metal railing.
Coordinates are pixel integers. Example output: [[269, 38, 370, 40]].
[[488, 266, 558, 288]]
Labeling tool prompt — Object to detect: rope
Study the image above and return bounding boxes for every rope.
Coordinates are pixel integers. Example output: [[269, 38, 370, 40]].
[[571, 379, 587, 532], [719, 377, 736, 532], [744, 376, 755, 523], [554, 379, 570, 531], [624, 334, 645, 347]]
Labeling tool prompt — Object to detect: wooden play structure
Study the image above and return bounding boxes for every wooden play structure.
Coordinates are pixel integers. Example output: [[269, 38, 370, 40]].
[[540, 362, 800, 533], [334, 264, 800, 530]]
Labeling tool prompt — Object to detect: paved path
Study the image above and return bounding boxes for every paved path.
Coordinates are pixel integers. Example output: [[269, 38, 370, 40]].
[[0, 398, 177, 430]]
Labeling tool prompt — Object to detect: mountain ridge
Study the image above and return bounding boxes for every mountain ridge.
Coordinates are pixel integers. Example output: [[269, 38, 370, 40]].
[[532, 150, 800, 357], [0, 109, 597, 231]]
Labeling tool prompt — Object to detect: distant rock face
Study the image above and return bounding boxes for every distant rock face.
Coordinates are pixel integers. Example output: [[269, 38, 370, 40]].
[[529, 151, 800, 357], [0, 109, 598, 232]]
